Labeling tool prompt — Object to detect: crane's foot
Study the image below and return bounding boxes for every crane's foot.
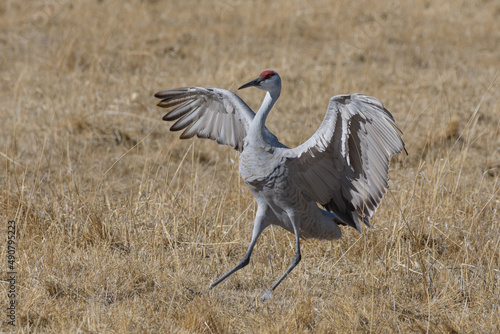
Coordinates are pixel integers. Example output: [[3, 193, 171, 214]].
[[260, 290, 273, 300]]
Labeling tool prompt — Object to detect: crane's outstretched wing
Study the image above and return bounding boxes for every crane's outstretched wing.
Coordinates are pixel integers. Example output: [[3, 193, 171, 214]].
[[285, 94, 406, 232], [155, 87, 257, 151]]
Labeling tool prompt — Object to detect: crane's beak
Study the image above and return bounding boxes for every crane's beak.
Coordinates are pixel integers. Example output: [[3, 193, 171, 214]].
[[238, 77, 261, 90]]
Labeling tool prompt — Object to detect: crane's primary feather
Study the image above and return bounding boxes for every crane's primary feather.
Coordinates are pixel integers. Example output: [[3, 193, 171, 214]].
[[155, 87, 281, 152], [286, 94, 406, 232], [155, 87, 254, 151]]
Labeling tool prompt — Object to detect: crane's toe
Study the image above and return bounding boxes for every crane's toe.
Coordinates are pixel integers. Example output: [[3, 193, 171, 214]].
[[260, 290, 273, 300]]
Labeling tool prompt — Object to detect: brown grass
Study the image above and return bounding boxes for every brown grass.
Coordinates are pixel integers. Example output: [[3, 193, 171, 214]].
[[1, 0, 499, 332]]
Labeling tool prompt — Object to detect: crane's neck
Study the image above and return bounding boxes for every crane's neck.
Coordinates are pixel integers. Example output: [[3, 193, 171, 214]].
[[248, 89, 280, 145]]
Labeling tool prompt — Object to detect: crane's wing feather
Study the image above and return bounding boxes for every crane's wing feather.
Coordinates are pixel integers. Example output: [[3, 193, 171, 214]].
[[285, 94, 406, 232], [155, 87, 257, 151]]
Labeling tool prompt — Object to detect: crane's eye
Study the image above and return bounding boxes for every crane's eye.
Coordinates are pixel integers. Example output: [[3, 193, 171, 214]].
[[266, 74, 273, 79]]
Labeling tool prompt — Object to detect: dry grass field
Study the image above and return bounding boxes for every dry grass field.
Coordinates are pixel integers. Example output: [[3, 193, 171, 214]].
[[1, 0, 500, 332]]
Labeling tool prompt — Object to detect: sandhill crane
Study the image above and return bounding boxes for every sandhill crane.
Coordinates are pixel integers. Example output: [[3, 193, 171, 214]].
[[155, 70, 406, 299]]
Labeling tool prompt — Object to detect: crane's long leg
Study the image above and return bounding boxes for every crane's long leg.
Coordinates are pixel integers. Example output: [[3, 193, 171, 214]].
[[210, 205, 270, 289], [261, 216, 301, 299]]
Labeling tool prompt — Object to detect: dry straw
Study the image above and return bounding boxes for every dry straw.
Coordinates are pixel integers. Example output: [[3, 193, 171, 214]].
[[1, 0, 499, 332]]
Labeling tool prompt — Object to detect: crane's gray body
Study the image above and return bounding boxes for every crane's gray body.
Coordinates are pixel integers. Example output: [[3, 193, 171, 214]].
[[155, 70, 406, 298], [240, 143, 343, 241]]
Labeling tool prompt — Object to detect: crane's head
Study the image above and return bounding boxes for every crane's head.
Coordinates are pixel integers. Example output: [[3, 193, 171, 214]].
[[238, 70, 281, 92]]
